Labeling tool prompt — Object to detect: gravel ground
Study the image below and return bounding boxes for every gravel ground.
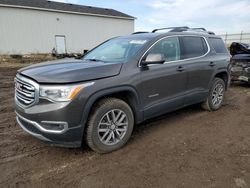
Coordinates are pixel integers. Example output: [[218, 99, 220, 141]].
[[0, 66, 250, 188]]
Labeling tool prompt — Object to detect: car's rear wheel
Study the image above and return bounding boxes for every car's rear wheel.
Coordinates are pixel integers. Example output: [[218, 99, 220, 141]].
[[202, 78, 226, 111], [86, 98, 134, 153]]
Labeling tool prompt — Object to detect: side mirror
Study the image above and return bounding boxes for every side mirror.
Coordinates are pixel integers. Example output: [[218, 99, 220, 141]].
[[141, 53, 165, 66]]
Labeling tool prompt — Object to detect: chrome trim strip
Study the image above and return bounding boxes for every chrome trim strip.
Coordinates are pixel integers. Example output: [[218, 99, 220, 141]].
[[16, 116, 51, 142], [138, 35, 211, 67], [16, 112, 69, 134], [16, 88, 34, 98], [16, 79, 35, 90], [16, 92, 33, 102], [16, 94, 32, 104]]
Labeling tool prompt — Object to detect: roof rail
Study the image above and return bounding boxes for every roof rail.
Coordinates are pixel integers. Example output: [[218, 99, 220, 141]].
[[188, 28, 215, 35], [132, 31, 149, 35], [152, 26, 189, 33], [190, 27, 206, 31], [152, 26, 215, 35]]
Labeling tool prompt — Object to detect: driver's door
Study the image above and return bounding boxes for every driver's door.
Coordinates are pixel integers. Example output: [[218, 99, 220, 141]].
[[139, 36, 188, 119]]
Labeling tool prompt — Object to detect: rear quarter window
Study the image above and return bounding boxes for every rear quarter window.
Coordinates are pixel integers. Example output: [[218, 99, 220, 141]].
[[181, 36, 208, 59], [209, 37, 228, 54]]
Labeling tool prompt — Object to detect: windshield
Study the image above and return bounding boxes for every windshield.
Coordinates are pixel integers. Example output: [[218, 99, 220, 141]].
[[83, 38, 148, 62]]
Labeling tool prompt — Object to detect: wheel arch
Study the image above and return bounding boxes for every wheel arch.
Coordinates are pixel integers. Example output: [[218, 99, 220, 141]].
[[209, 70, 230, 90], [80, 86, 143, 131], [214, 71, 229, 89]]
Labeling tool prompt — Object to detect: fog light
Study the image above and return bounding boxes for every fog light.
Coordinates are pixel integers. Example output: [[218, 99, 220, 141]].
[[41, 121, 68, 131]]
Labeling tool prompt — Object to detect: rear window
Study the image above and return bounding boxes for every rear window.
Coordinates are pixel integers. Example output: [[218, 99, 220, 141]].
[[181, 36, 208, 59], [209, 38, 228, 54]]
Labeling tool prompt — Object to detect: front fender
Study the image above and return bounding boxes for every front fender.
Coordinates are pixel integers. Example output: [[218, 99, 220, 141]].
[[79, 85, 143, 131]]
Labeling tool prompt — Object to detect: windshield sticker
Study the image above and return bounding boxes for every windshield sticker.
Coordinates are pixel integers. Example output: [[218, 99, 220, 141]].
[[129, 40, 147, 45]]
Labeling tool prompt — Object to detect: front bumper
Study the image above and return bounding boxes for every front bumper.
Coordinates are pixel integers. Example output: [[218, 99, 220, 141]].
[[15, 94, 86, 148], [231, 66, 250, 83], [14, 74, 89, 148], [230, 58, 250, 83], [16, 112, 84, 147]]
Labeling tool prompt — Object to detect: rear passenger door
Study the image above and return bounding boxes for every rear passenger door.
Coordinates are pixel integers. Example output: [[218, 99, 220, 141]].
[[179, 36, 214, 105]]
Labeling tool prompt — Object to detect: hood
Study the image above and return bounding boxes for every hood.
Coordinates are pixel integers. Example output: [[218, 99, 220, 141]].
[[18, 58, 123, 84]]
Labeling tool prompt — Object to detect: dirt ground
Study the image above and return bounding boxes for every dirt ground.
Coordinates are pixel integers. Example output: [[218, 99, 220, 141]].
[[0, 65, 250, 188]]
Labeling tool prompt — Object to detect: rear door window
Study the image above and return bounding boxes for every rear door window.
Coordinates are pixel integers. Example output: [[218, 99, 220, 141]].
[[181, 36, 208, 59], [209, 38, 228, 54]]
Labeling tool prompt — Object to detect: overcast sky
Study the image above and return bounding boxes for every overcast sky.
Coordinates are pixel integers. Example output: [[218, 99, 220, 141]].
[[53, 0, 250, 34]]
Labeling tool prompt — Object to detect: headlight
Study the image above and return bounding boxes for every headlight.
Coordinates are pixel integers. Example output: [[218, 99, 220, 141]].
[[39, 82, 94, 102]]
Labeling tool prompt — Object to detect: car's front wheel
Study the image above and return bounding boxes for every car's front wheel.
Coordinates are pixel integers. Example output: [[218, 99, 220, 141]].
[[202, 77, 226, 111], [86, 98, 134, 153]]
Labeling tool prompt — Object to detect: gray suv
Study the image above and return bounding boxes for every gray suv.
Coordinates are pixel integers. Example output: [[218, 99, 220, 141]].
[[15, 27, 231, 153]]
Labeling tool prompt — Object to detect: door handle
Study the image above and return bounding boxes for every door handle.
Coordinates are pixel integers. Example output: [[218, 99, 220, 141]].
[[209, 62, 216, 67], [176, 66, 185, 72]]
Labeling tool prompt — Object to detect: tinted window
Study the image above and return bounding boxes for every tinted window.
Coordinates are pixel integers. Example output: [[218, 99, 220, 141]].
[[181, 36, 208, 59], [147, 37, 180, 62], [209, 38, 228, 54]]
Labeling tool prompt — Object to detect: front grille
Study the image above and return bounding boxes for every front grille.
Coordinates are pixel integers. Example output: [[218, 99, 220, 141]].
[[15, 76, 36, 107]]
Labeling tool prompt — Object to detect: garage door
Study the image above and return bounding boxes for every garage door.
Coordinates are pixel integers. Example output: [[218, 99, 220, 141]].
[[55, 36, 66, 54]]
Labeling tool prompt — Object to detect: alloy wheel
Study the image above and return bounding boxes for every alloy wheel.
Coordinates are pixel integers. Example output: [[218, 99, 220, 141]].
[[212, 83, 224, 107], [97, 109, 128, 146]]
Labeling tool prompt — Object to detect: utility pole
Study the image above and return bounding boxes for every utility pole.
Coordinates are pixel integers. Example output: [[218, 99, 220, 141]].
[[240, 30, 243, 42]]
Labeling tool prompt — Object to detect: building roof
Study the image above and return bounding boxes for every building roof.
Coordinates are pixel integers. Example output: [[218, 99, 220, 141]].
[[0, 0, 134, 20]]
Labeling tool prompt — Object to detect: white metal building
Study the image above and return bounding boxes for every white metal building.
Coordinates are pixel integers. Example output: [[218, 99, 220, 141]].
[[0, 0, 135, 55]]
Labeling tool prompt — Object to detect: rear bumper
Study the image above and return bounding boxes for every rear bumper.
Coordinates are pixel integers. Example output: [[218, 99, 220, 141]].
[[16, 112, 83, 148]]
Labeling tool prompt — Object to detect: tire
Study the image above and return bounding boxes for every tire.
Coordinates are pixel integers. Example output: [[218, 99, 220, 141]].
[[202, 78, 226, 111], [86, 98, 134, 153]]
